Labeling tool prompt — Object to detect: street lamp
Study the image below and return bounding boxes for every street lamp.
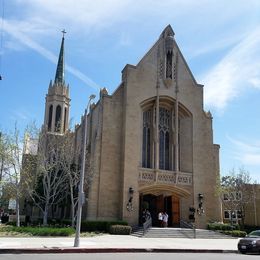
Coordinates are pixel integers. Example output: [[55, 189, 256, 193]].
[[74, 94, 96, 247]]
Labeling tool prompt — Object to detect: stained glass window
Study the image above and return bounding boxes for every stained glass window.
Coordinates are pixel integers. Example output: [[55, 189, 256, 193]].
[[159, 107, 170, 170], [142, 109, 152, 168]]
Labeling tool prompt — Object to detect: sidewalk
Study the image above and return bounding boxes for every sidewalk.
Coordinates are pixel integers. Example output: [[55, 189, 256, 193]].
[[0, 234, 240, 254]]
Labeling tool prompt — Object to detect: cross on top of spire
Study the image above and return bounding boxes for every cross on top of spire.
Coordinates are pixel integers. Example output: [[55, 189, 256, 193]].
[[61, 29, 66, 38]]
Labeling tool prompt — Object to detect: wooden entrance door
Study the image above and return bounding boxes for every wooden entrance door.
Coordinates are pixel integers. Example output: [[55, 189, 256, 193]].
[[155, 195, 164, 226], [172, 197, 180, 226]]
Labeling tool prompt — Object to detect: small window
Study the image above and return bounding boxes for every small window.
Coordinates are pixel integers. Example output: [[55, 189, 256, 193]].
[[224, 210, 230, 219], [237, 210, 242, 219], [223, 193, 229, 201], [231, 211, 236, 219]]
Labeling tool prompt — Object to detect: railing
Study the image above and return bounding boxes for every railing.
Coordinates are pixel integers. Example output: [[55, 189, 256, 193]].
[[180, 219, 193, 229], [180, 219, 196, 239], [143, 216, 152, 236], [139, 168, 192, 186]]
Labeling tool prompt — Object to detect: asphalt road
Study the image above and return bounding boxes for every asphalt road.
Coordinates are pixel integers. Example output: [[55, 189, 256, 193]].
[[0, 253, 256, 260]]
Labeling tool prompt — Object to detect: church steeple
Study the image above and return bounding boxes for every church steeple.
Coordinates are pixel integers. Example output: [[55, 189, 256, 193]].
[[54, 30, 66, 84], [43, 30, 70, 135]]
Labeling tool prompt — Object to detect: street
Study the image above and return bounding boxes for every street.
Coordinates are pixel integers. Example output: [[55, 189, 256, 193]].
[[0, 253, 257, 260]]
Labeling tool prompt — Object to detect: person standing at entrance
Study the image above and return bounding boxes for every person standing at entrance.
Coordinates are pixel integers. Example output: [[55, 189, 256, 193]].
[[158, 212, 163, 227], [142, 209, 147, 223], [162, 211, 168, 227]]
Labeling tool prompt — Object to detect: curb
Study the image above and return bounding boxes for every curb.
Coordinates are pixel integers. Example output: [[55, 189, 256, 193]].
[[0, 248, 238, 254]]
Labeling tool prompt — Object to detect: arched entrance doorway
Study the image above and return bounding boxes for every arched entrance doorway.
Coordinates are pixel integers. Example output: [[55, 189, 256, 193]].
[[139, 184, 190, 227]]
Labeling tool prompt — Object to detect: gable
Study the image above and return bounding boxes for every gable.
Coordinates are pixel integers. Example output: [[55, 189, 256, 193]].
[[134, 24, 198, 88]]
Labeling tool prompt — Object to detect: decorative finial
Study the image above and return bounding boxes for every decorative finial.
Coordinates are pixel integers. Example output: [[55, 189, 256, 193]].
[[61, 29, 66, 38]]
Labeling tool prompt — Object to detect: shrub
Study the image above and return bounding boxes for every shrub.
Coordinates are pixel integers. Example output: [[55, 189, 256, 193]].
[[207, 223, 239, 231], [1, 226, 75, 236], [109, 225, 132, 235], [221, 230, 247, 237], [60, 219, 72, 227], [6, 221, 16, 226], [30, 219, 43, 226], [80, 220, 128, 233]]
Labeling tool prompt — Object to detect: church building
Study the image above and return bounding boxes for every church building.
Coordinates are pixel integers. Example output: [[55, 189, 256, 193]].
[[42, 25, 222, 229]]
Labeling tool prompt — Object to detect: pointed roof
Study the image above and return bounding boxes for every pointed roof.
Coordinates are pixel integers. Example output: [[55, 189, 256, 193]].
[[160, 24, 175, 39], [54, 31, 65, 84]]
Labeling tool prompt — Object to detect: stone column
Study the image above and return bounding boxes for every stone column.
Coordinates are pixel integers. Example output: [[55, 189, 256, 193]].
[[175, 53, 179, 181]]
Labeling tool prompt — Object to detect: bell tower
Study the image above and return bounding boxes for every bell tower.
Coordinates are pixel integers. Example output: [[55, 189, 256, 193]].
[[43, 30, 70, 134]]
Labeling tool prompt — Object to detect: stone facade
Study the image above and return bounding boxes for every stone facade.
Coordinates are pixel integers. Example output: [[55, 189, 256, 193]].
[[75, 25, 222, 228], [37, 25, 222, 228]]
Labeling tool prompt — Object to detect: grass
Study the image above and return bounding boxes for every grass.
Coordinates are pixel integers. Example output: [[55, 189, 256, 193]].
[[0, 225, 102, 237]]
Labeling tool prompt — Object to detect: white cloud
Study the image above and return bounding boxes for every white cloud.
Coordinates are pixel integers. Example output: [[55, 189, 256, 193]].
[[4, 20, 57, 62], [5, 1, 260, 97], [242, 154, 260, 165], [227, 135, 260, 166], [66, 65, 100, 90], [119, 32, 132, 46], [10, 109, 31, 123], [3, 19, 100, 90], [14, 0, 132, 33], [190, 33, 245, 58], [202, 27, 260, 111], [249, 78, 260, 89]]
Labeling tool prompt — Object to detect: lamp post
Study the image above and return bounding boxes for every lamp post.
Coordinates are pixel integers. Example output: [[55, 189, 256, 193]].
[[74, 94, 96, 247]]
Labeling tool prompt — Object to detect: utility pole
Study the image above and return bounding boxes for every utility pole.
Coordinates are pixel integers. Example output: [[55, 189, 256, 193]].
[[74, 94, 95, 247]]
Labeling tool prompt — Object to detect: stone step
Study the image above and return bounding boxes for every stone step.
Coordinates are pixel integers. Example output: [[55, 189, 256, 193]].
[[132, 227, 235, 239]]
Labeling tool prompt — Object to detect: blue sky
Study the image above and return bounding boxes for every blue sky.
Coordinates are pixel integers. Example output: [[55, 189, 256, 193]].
[[0, 0, 260, 182]]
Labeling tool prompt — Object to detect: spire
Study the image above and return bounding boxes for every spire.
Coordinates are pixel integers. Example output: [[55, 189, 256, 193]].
[[54, 29, 66, 84]]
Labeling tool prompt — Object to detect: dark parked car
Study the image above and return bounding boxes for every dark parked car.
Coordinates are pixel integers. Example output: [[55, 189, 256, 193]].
[[238, 230, 260, 254]]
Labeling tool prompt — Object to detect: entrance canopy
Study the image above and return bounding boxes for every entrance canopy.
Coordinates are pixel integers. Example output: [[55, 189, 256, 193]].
[[139, 184, 191, 198]]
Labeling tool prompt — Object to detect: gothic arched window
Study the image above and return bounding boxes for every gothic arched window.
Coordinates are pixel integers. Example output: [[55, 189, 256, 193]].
[[48, 105, 53, 131], [166, 51, 173, 79], [64, 107, 67, 133], [55, 105, 61, 132], [142, 109, 152, 168], [159, 107, 170, 170]]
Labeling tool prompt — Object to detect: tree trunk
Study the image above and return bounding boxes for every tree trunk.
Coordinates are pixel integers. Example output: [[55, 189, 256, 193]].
[[16, 196, 20, 227], [70, 194, 75, 228], [43, 204, 49, 226], [69, 178, 76, 228]]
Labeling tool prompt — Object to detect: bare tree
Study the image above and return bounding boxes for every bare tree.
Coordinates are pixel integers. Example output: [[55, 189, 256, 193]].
[[1, 124, 25, 226], [22, 121, 96, 227], [27, 131, 68, 226], [0, 131, 10, 213], [59, 130, 95, 227], [59, 132, 80, 227], [0, 131, 9, 183]]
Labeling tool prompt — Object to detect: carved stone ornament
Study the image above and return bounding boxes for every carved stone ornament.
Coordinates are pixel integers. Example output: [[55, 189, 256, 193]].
[[163, 78, 172, 88]]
